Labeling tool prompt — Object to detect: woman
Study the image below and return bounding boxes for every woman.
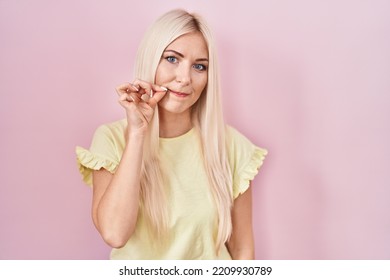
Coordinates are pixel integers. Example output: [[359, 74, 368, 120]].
[[76, 9, 267, 260]]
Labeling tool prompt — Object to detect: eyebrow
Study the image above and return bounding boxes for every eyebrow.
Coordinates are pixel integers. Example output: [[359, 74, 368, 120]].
[[164, 49, 209, 62]]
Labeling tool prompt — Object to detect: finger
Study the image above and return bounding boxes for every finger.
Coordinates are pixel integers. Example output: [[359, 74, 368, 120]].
[[150, 84, 168, 98], [148, 88, 168, 108], [141, 94, 150, 102], [132, 79, 152, 97], [118, 93, 140, 104], [116, 83, 139, 96], [127, 95, 135, 102], [116, 83, 132, 95], [118, 94, 134, 104]]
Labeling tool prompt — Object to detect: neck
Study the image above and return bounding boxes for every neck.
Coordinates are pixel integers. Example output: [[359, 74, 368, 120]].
[[158, 108, 192, 138]]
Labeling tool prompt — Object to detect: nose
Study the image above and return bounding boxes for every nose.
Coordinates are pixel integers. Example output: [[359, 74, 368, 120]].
[[175, 63, 191, 86]]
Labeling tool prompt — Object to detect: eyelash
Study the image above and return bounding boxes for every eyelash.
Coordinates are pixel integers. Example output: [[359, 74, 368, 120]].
[[193, 64, 207, 71], [165, 56, 207, 72], [166, 56, 177, 63]]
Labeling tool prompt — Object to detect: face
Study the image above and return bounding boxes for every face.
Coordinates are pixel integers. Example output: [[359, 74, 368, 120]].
[[155, 31, 209, 116]]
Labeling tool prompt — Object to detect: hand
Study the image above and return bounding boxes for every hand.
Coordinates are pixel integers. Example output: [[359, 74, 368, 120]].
[[116, 79, 167, 137]]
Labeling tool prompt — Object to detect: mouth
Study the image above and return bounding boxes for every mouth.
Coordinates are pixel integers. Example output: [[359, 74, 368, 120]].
[[167, 88, 190, 98]]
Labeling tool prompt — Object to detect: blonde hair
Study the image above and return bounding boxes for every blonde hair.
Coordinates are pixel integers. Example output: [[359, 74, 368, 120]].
[[134, 9, 233, 252]]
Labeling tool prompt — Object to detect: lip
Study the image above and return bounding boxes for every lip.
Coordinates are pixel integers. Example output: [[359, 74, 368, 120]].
[[168, 89, 190, 98]]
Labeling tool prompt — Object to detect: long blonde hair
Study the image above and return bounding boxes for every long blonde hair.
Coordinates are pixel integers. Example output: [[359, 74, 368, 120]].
[[134, 9, 233, 251]]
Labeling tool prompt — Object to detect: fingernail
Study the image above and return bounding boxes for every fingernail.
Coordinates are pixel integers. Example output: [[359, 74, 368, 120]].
[[142, 94, 150, 102], [160, 86, 168, 92], [131, 84, 139, 91], [150, 89, 153, 98]]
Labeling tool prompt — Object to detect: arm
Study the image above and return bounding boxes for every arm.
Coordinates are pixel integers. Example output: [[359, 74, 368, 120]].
[[92, 134, 144, 248], [226, 184, 255, 259], [91, 81, 167, 248]]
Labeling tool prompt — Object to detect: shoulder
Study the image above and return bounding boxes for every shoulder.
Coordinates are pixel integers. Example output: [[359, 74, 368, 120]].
[[225, 125, 267, 172], [226, 125, 245, 140], [76, 119, 126, 185], [225, 125, 268, 198], [93, 119, 126, 142], [225, 125, 254, 150], [90, 119, 127, 153], [95, 119, 127, 136]]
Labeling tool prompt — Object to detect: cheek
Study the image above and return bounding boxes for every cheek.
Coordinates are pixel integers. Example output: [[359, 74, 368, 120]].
[[154, 66, 163, 84], [155, 64, 170, 84], [194, 75, 208, 93]]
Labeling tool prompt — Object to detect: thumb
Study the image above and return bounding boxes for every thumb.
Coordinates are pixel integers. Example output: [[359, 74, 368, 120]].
[[148, 86, 168, 108]]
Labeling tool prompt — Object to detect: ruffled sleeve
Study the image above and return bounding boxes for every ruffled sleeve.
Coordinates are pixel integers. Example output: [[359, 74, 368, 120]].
[[75, 122, 124, 186], [233, 146, 267, 198], [75, 146, 118, 186], [226, 126, 268, 199]]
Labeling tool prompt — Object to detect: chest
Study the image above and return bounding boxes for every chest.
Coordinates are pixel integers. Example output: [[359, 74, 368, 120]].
[[160, 139, 217, 229]]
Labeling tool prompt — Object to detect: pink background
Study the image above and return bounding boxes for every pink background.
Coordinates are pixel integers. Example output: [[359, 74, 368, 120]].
[[1, 0, 389, 259]]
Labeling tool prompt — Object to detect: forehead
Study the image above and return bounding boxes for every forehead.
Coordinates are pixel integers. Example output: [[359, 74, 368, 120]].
[[166, 32, 208, 58]]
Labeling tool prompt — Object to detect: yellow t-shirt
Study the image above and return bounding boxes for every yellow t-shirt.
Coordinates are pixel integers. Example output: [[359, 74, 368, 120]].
[[76, 119, 267, 259]]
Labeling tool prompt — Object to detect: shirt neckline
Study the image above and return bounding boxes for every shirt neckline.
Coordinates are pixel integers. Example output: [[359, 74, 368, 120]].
[[159, 128, 195, 142]]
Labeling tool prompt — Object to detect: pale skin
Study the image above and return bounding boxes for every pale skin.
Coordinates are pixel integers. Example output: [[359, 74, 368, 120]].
[[92, 31, 255, 259]]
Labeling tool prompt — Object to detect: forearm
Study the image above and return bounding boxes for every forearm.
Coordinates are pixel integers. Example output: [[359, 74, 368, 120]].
[[227, 187, 255, 260], [229, 248, 255, 260], [227, 237, 255, 260], [95, 134, 144, 247]]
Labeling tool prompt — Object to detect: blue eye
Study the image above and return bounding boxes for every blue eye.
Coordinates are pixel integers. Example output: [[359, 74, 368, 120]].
[[166, 56, 177, 63], [193, 64, 207, 71]]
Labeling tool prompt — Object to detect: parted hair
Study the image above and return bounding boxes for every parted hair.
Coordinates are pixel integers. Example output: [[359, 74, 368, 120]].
[[134, 9, 233, 252]]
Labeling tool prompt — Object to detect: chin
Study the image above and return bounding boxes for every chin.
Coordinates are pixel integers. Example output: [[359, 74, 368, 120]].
[[157, 98, 191, 114], [158, 106, 189, 115], [158, 102, 190, 114]]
